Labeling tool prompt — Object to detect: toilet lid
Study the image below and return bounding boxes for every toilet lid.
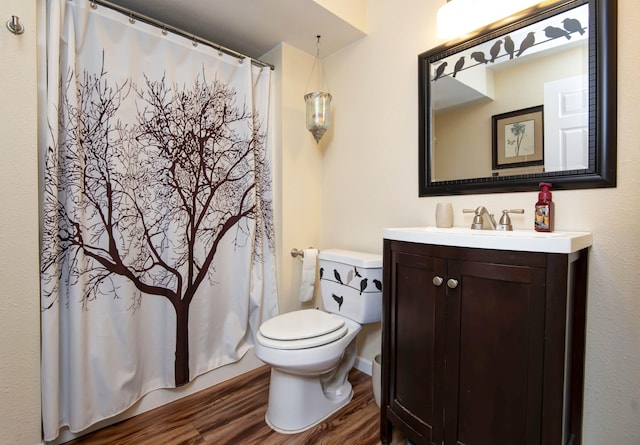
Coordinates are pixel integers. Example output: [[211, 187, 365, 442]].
[[258, 309, 348, 350]]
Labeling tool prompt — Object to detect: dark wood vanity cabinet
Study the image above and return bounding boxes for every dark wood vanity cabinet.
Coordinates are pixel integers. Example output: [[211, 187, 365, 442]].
[[380, 239, 589, 445]]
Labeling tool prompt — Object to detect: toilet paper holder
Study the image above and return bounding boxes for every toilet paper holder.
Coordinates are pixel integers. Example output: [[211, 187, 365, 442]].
[[290, 247, 315, 258]]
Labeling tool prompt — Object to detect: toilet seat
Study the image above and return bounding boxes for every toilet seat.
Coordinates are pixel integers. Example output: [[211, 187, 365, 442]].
[[258, 309, 348, 350]]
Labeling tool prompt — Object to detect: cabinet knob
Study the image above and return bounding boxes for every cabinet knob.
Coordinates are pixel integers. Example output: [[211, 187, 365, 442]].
[[432, 276, 444, 286], [447, 278, 459, 289]]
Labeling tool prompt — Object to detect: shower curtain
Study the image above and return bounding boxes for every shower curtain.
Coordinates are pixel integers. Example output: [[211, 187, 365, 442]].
[[40, 0, 278, 440]]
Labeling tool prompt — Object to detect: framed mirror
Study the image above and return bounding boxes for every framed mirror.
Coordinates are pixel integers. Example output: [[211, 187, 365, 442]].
[[418, 0, 617, 196]]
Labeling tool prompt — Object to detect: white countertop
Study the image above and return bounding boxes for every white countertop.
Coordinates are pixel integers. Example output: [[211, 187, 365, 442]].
[[383, 227, 593, 254]]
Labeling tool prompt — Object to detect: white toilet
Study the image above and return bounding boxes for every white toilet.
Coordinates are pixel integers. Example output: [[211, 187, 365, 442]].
[[254, 249, 383, 434]]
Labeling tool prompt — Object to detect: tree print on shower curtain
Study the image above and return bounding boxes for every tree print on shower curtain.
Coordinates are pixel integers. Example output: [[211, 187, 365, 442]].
[[41, 60, 274, 386]]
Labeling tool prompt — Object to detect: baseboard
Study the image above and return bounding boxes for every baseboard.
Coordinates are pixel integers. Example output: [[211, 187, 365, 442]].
[[354, 355, 373, 376]]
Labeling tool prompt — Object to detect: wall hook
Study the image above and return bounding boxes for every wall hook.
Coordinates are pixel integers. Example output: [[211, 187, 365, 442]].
[[6, 15, 24, 35]]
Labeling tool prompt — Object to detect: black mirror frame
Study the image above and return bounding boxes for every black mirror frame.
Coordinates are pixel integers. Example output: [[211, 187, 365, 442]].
[[418, 0, 617, 196]]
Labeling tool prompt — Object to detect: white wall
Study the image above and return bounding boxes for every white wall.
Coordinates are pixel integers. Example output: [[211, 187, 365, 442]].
[[0, 0, 41, 443], [322, 0, 640, 443], [313, 0, 368, 33]]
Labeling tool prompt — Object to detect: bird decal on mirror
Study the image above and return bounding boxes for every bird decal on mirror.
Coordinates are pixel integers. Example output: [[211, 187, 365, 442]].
[[543, 25, 571, 40], [453, 56, 465, 77], [503, 35, 515, 59], [470, 51, 489, 64], [516, 32, 535, 57], [431, 13, 586, 81], [562, 17, 585, 35], [489, 40, 502, 63], [433, 61, 447, 81]]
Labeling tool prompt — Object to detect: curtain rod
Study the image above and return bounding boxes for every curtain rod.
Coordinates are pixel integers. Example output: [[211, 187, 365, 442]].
[[88, 0, 275, 70]]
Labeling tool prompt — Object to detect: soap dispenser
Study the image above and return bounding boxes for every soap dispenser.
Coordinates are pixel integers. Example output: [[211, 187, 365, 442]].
[[534, 182, 554, 232]]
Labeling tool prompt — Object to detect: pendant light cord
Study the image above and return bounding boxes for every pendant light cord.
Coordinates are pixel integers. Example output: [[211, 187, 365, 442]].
[[304, 35, 327, 94]]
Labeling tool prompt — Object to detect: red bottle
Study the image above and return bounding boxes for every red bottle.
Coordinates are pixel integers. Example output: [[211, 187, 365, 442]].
[[534, 182, 554, 232]]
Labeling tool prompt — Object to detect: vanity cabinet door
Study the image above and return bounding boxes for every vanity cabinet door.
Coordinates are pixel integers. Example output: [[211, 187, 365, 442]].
[[444, 259, 546, 445], [385, 249, 446, 444], [382, 240, 588, 445]]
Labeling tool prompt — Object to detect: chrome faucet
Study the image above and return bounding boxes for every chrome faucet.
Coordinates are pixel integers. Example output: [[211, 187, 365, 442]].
[[463, 207, 525, 231], [463, 206, 497, 230]]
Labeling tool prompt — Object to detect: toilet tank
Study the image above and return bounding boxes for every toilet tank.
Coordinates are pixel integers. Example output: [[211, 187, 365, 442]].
[[318, 249, 383, 324]]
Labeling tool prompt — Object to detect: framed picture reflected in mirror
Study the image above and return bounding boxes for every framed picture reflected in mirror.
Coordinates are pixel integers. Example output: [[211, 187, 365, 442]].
[[492, 105, 544, 170]]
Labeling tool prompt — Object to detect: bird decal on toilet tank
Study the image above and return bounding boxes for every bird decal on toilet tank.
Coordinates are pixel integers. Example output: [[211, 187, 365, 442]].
[[332, 294, 344, 310], [320, 265, 382, 312]]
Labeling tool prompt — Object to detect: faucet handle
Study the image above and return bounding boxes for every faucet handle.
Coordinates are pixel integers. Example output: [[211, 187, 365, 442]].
[[496, 209, 525, 231], [463, 208, 484, 229], [463, 207, 496, 230]]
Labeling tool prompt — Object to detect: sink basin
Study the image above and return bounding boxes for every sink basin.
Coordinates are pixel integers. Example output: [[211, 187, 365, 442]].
[[383, 227, 592, 253]]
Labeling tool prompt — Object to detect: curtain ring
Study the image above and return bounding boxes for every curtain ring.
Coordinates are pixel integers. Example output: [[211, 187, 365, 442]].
[[90, 1, 97, 10], [128, 12, 135, 24]]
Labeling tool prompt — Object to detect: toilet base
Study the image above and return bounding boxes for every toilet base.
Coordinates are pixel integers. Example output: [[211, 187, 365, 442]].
[[264, 367, 354, 434]]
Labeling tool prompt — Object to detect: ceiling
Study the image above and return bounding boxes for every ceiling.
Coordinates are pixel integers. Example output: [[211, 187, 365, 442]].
[[105, 0, 367, 61]]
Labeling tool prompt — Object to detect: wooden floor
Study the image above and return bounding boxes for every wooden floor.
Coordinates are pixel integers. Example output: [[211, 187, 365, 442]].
[[64, 365, 399, 445]]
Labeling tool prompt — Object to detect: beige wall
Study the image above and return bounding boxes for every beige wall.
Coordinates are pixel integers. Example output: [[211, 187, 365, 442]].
[[322, 0, 640, 443], [0, 0, 41, 443], [263, 43, 325, 315]]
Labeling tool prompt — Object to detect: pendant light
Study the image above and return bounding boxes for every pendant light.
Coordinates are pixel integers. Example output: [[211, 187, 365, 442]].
[[304, 36, 332, 143]]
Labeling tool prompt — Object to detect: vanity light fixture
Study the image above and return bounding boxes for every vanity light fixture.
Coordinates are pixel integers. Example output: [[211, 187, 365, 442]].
[[304, 35, 332, 143], [437, 0, 544, 40]]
